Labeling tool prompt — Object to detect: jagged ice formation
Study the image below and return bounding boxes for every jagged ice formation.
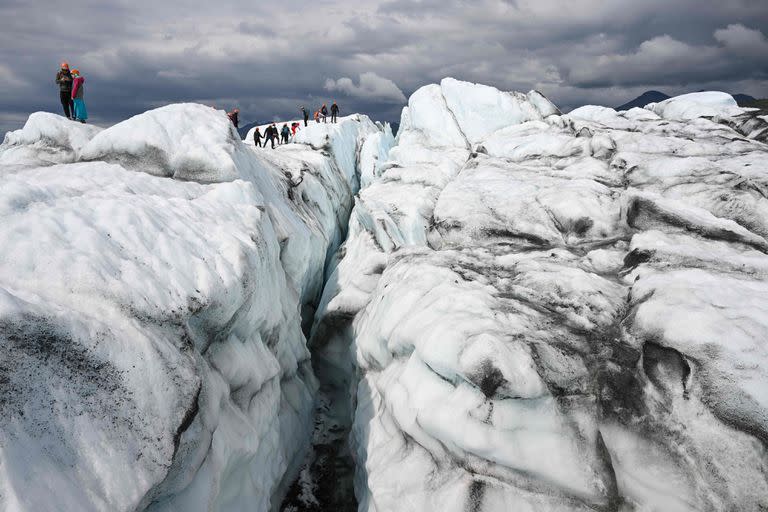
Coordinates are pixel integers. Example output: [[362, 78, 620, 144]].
[[2, 79, 768, 512]]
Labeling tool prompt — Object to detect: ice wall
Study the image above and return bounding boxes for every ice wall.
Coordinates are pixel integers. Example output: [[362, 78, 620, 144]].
[[0, 105, 391, 511], [0, 112, 102, 167], [314, 79, 768, 511]]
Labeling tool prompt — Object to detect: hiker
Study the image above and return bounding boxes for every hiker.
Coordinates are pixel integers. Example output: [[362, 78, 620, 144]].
[[70, 69, 87, 123], [253, 127, 263, 147], [281, 124, 290, 144], [321, 103, 328, 123], [314, 110, 320, 123], [291, 122, 299, 137], [227, 108, 239, 128], [262, 125, 271, 147], [264, 123, 278, 149], [301, 106, 309, 127], [331, 101, 339, 123], [55, 62, 74, 119]]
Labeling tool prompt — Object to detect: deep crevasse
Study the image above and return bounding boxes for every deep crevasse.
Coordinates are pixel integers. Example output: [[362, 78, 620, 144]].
[[313, 79, 768, 511], [2, 80, 768, 512], [0, 105, 393, 511]]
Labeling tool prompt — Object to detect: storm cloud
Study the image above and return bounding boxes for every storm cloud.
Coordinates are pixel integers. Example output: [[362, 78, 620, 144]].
[[0, 0, 766, 133]]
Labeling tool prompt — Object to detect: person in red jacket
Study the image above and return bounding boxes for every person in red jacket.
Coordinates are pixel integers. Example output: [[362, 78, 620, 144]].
[[227, 108, 239, 128], [70, 69, 88, 123]]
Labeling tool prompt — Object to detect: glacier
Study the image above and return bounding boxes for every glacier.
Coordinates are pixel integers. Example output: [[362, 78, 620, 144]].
[[1, 79, 768, 512], [313, 79, 768, 511], [0, 105, 393, 511]]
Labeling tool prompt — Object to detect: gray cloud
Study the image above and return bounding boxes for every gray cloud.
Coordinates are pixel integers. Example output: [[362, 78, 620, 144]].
[[325, 72, 407, 102], [0, 0, 766, 134], [565, 24, 768, 88]]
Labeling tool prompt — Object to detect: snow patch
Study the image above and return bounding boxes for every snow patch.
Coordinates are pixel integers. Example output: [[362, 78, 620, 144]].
[[647, 91, 742, 120]]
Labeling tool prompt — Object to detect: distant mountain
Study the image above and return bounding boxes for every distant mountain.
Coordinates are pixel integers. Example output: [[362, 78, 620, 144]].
[[615, 91, 670, 110], [238, 122, 258, 139], [733, 94, 757, 107], [743, 99, 768, 110], [616, 91, 759, 111]]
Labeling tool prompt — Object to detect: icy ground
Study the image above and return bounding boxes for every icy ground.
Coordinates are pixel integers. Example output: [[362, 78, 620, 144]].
[[1, 80, 768, 512], [0, 105, 393, 511], [312, 78, 768, 511]]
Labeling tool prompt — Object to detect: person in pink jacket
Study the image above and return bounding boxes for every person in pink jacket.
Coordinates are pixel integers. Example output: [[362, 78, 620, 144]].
[[70, 69, 88, 123]]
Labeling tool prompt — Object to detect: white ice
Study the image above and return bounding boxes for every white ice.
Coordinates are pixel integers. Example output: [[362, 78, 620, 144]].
[[2, 80, 768, 512], [647, 91, 743, 121], [0, 104, 392, 512], [0, 112, 102, 167], [312, 79, 768, 511]]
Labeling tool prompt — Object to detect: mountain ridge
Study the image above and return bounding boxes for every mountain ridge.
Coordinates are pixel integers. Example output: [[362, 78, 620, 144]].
[[616, 90, 758, 110]]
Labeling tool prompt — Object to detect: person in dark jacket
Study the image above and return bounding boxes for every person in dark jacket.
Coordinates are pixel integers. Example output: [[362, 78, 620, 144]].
[[264, 123, 278, 149], [70, 69, 87, 123], [281, 124, 290, 144], [253, 127, 263, 147], [227, 108, 239, 128], [321, 103, 328, 123], [331, 101, 339, 123], [300, 106, 309, 127], [55, 62, 74, 119]]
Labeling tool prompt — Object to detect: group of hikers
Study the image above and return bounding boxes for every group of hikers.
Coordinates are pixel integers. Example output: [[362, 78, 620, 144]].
[[55, 62, 87, 123], [54, 61, 340, 137], [248, 102, 342, 149], [300, 102, 340, 125], [252, 123, 301, 149]]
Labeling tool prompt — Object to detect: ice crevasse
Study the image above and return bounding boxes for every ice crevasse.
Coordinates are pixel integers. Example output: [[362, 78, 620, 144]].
[[312, 78, 768, 511], [0, 104, 394, 511], [1, 78, 768, 512]]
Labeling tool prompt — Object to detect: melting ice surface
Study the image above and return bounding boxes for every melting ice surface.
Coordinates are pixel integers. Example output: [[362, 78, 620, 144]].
[[313, 80, 768, 511], [1, 80, 768, 512], [0, 105, 393, 511]]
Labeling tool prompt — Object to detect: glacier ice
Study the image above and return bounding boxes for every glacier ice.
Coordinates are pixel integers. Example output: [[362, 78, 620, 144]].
[[0, 112, 102, 167], [646, 91, 742, 121], [2, 81, 768, 512], [0, 106, 391, 511], [313, 81, 768, 511]]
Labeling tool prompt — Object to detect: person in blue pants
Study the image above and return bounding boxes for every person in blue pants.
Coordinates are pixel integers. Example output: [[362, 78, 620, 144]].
[[70, 69, 88, 123]]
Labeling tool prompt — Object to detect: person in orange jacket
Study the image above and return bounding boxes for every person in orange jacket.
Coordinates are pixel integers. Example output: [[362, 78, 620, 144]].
[[55, 62, 74, 119]]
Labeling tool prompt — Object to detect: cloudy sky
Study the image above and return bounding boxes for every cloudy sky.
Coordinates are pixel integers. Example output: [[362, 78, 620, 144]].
[[1, 0, 766, 133]]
